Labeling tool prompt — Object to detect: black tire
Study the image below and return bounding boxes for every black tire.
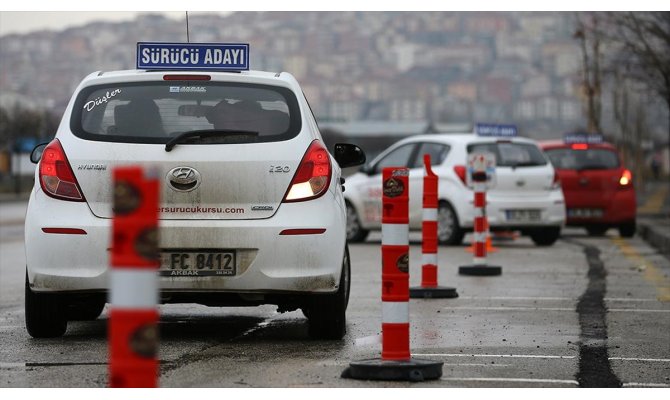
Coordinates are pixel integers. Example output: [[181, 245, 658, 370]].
[[529, 227, 561, 246], [25, 272, 67, 338], [437, 202, 464, 245], [305, 245, 350, 340], [619, 221, 636, 238], [345, 201, 369, 243], [586, 226, 608, 236], [67, 298, 106, 321]]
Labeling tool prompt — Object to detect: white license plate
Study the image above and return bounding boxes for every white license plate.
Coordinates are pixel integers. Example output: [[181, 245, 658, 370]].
[[505, 209, 541, 222], [568, 208, 603, 218], [160, 250, 236, 277]]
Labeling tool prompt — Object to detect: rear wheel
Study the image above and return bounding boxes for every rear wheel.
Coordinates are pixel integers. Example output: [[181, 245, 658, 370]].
[[619, 221, 636, 238], [529, 227, 561, 246], [437, 202, 464, 245], [305, 245, 350, 340], [345, 201, 369, 243], [25, 272, 67, 338]]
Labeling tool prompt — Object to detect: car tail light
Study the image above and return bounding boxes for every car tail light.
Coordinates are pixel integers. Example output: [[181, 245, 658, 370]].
[[39, 139, 85, 202], [619, 169, 633, 186], [453, 165, 467, 185], [571, 143, 588, 150], [283, 141, 331, 202]]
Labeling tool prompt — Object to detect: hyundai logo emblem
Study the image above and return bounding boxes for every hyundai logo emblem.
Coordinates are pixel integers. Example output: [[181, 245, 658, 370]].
[[167, 166, 201, 192]]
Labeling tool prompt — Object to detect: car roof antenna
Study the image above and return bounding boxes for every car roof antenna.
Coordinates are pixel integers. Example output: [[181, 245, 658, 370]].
[[185, 11, 190, 43]]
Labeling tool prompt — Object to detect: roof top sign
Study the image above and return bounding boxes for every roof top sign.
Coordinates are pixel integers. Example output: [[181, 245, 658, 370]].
[[136, 42, 249, 71], [475, 123, 518, 137], [564, 133, 603, 144]]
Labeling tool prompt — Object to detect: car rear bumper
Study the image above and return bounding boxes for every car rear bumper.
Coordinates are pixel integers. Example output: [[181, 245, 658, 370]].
[[25, 188, 346, 296], [459, 190, 566, 229], [565, 188, 636, 226]]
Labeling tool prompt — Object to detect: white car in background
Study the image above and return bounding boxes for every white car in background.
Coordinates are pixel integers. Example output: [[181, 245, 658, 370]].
[[344, 133, 565, 246], [24, 60, 365, 339]]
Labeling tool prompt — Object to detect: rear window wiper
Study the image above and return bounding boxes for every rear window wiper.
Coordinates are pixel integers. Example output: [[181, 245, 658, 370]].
[[507, 161, 545, 169], [165, 129, 259, 152], [576, 164, 610, 171]]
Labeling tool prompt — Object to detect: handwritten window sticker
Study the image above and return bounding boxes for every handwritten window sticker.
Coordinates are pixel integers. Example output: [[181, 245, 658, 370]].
[[83, 89, 122, 112]]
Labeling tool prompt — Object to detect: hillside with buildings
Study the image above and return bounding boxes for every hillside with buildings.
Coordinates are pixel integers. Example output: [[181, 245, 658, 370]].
[[0, 11, 667, 143]]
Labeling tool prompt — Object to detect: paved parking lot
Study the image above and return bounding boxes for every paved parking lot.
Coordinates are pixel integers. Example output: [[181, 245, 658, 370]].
[[1, 199, 668, 388]]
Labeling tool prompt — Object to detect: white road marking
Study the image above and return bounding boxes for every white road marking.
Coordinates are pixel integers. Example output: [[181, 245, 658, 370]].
[[440, 377, 578, 385], [444, 306, 574, 311], [610, 357, 670, 362], [442, 363, 510, 367], [457, 296, 574, 301], [456, 296, 658, 302], [623, 383, 670, 388], [413, 353, 576, 359], [443, 306, 670, 313]]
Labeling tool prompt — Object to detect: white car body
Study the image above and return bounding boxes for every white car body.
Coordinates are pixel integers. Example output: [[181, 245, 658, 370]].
[[344, 133, 566, 245], [24, 68, 360, 338]]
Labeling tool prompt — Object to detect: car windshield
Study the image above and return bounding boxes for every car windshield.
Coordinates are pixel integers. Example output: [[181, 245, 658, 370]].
[[467, 142, 547, 167], [71, 81, 301, 144], [545, 148, 620, 170]]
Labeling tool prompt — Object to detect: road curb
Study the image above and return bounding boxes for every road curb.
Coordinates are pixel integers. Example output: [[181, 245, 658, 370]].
[[637, 220, 670, 257]]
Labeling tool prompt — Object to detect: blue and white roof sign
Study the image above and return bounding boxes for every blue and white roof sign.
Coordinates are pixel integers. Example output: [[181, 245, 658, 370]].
[[564, 132, 604, 144], [137, 42, 249, 71], [475, 123, 518, 137]]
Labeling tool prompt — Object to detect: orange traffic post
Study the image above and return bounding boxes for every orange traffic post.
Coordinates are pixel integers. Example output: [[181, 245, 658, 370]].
[[343, 167, 442, 382], [109, 166, 160, 388], [465, 219, 498, 253], [459, 154, 502, 276], [410, 154, 458, 299]]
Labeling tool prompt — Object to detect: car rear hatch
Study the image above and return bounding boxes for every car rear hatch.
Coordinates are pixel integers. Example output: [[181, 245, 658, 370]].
[[467, 140, 555, 197], [61, 76, 307, 220], [544, 145, 622, 209], [63, 141, 308, 220]]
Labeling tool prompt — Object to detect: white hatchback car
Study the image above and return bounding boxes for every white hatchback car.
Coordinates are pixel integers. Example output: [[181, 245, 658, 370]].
[[25, 67, 365, 339], [344, 133, 565, 246]]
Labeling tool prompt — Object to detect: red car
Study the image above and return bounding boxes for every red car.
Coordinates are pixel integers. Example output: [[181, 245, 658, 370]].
[[540, 139, 636, 237]]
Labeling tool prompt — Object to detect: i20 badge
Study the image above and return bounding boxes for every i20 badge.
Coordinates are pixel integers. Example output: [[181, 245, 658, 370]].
[[167, 166, 201, 192]]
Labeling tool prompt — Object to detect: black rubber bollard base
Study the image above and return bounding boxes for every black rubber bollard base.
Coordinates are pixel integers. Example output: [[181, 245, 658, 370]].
[[342, 358, 443, 382], [458, 265, 502, 276], [409, 286, 459, 299]]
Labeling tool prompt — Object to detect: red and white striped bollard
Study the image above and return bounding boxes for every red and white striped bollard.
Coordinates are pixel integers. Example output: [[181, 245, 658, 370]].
[[109, 166, 160, 387], [409, 154, 458, 298], [343, 167, 443, 381]]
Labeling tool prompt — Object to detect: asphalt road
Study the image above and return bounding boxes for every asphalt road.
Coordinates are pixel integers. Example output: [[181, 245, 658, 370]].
[[1, 200, 669, 388]]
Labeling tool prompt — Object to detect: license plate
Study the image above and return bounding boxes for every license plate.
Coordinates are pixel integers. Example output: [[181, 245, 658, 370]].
[[568, 208, 603, 218], [160, 250, 236, 277], [505, 209, 541, 222]]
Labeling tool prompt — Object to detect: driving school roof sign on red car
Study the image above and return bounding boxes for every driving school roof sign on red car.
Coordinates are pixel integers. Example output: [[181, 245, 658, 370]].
[[475, 123, 518, 137], [136, 42, 250, 71]]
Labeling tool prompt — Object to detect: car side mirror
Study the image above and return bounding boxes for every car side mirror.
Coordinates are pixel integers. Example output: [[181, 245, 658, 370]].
[[333, 143, 366, 169], [30, 143, 49, 164]]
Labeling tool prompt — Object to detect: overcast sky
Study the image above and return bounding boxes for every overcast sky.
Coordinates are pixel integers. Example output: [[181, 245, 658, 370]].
[[1, 2, 665, 37]]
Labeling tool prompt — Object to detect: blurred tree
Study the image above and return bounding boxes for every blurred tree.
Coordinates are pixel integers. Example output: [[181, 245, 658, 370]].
[[574, 12, 603, 134], [0, 105, 59, 150], [604, 12, 670, 143]]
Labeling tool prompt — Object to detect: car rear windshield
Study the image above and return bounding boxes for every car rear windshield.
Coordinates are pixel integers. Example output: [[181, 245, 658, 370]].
[[544, 148, 620, 170], [71, 81, 302, 144], [467, 142, 547, 167]]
